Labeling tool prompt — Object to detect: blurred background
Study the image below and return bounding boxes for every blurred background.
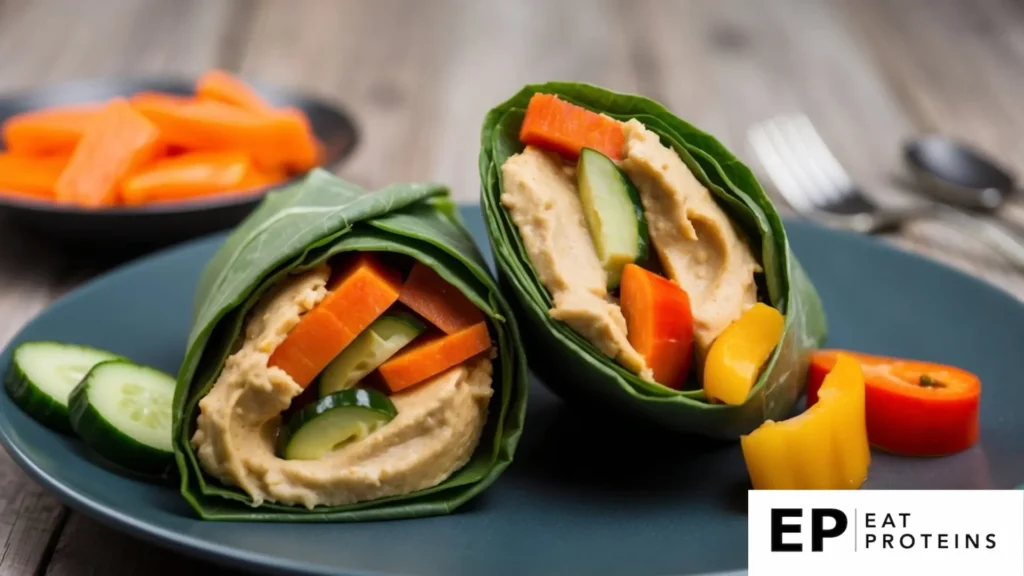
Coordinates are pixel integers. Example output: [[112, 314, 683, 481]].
[[0, 0, 1022, 573], [4, 0, 1019, 282]]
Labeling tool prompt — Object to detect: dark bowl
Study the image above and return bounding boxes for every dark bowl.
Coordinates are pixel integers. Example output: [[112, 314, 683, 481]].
[[0, 77, 359, 247]]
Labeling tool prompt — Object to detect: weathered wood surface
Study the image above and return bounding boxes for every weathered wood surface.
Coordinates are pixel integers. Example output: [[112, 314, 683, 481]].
[[0, 0, 1021, 573]]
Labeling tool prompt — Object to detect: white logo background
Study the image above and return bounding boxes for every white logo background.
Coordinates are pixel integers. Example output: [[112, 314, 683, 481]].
[[749, 490, 1024, 575]]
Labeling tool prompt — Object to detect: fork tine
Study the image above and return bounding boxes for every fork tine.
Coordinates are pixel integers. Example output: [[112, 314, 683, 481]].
[[747, 122, 815, 213], [757, 118, 830, 209], [771, 115, 846, 205], [786, 114, 855, 197]]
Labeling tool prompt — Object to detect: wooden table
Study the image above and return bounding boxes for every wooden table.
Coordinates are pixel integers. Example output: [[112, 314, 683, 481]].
[[1, 0, 1023, 573]]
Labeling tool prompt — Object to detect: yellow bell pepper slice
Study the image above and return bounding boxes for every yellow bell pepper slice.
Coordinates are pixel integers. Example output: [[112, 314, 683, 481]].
[[703, 303, 784, 405], [740, 353, 870, 490]]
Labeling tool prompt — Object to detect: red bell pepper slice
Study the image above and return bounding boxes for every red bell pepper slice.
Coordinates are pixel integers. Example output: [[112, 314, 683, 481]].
[[807, 350, 981, 457]]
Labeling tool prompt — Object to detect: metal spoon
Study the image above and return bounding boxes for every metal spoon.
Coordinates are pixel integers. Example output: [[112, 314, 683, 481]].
[[904, 135, 1017, 212], [903, 135, 1024, 267]]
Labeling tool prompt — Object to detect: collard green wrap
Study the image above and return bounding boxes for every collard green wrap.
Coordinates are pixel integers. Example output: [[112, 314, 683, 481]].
[[479, 83, 826, 439], [173, 169, 527, 521]]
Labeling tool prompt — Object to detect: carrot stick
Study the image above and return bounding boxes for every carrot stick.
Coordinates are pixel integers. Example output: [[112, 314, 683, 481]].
[[194, 70, 318, 171], [519, 93, 625, 161], [130, 98, 270, 148], [276, 106, 319, 172], [2, 105, 101, 156], [398, 262, 485, 334], [132, 97, 316, 172], [268, 253, 403, 387], [0, 153, 69, 198], [237, 165, 289, 191], [128, 91, 196, 108], [620, 263, 694, 389], [121, 150, 257, 205], [195, 69, 273, 113], [54, 98, 161, 208], [378, 322, 492, 393]]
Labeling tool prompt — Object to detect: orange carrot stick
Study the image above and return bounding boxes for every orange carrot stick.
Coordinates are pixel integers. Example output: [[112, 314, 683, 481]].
[[132, 97, 315, 172], [378, 322, 492, 393], [276, 106, 319, 172], [237, 165, 288, 191], [128, 91, 196, 108], [195, 69, 273, 113], [54, 98, 161, 208], [519, 93, 625, 161], [2, 105, 101, 156], [121, 150, 256, 205], [194, 70, 317, 171], [268, 253, 403, 387], [620, 263, 694, 389], [398, 262, 485, 334], [0, 153, 69, 198]]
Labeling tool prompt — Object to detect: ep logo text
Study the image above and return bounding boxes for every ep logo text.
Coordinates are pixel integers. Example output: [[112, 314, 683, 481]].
[[770, 508, 847, 552]]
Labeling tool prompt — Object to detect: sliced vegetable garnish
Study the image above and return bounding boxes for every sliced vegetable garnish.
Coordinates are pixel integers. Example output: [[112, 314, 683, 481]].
[[68, 359, 176, 476], [398, 262, 486, 334], [741, 353, 870, 490], [807, 350, 981, 457], [703, 303, 784, 405], [196, 69, 274, 113], [576, 148, 650, 289], [55, 98, 161, 208], [277, 389, 398, 461], [319, 312, 425, 397], [519, 93, 625, 161], [378, 321, 492, 393], [4, 341, 124, 432], [1, 104, 99, 156], [268, 253, 403, 388], [620, 263, 693, 389]]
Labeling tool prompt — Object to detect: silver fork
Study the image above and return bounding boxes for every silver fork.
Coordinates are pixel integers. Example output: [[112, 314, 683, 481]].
[[747, 114, 1024, 270]]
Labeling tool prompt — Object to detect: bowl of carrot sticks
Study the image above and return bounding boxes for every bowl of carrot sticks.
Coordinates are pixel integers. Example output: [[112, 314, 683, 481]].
[[0, 70, 358, 245]]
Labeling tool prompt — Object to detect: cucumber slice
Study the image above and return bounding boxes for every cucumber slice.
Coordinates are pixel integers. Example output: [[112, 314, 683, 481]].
[[577, 147, 650, 289], [277, 389, 398, 460], [318, 312, 425, 397], [68, 360, 175, 476], [4, 341, 124, 432]]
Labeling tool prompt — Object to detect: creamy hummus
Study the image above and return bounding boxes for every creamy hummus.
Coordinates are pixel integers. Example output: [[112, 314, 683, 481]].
[[500, 145, 653, 380], [621, 119, 759, 357], [191, 265, 494, 509]]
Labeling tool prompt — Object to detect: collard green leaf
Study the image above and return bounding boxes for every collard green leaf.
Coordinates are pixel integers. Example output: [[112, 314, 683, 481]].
[[479, 83, 827, 438], [174, 171, 527, 521]]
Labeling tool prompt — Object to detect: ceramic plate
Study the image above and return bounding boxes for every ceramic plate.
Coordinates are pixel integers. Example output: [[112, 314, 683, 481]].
[[0, 206, 1022, 576], [0, 77, 359, 246]]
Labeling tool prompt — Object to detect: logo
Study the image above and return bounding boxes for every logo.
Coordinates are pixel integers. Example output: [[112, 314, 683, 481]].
[[770, 508, 847, 552], [748, 490, 1024, 576]]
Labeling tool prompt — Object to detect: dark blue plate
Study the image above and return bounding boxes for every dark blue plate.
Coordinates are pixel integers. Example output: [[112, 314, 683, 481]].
[[0, 206, 1021, 576], [0, 77, 359, 246]]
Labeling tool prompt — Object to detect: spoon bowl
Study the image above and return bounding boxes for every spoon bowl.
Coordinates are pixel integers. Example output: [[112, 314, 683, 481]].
[[904, 135, 1017, 212]]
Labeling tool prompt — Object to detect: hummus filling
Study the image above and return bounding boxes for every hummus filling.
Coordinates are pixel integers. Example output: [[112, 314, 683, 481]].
[[191, 265, 494, 509], [621, 119, 759, 357], [499, 118, 760, 378], [501, 146, 653, 381]]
